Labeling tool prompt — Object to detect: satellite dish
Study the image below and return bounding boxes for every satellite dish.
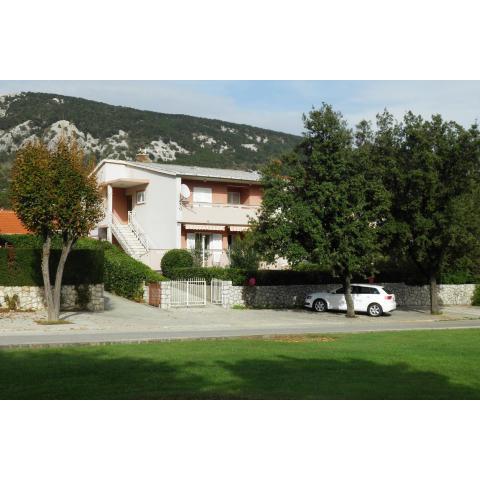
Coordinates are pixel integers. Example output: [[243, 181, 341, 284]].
[[180, 184, 191, 199]]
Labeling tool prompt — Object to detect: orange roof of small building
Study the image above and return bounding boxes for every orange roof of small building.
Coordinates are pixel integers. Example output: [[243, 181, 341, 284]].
[[0, 210, 31, 234]]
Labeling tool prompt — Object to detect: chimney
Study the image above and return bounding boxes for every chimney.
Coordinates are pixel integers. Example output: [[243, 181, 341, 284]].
[[135, 148, 151, 163]]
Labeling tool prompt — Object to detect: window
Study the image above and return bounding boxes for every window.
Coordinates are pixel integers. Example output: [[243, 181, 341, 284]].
[[136, 191, 146, 204], [193, 186, 212, 204], [228, 233, 238, 249], [359, 286, 380, 294], [227, 191, 241, 205]]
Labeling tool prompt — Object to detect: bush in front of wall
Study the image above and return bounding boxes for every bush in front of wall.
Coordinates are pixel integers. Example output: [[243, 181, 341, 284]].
[[74, 284, 91, 310], [0, 248, 104, 286], [160, 249, 194, 277], [103, 243, 166, 301], [168, 267, 247, 285], [4, 294, 20, 311], [472, 285, 480, 306]]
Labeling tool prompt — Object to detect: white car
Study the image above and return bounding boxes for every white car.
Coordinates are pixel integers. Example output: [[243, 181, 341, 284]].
[[304, 284, 396, 317]]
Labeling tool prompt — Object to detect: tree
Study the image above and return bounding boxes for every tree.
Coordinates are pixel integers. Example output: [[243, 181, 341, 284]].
[[374, 111, 480, 314], [10, 138, 102, 321], [229, 232, 261, 270], [252, 104, 390, 317]]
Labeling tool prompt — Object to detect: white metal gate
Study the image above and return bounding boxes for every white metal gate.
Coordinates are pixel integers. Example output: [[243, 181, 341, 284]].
[[170, 278, 206, 307], [211, 278, 224, 305]]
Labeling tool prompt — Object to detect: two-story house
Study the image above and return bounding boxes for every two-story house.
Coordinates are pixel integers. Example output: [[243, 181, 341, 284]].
[[92, 155, 262, 269]]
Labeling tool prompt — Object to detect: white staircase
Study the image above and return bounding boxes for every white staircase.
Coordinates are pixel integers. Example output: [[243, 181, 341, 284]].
[[105, 210, 149, 259], [113, 223, 148, 258]]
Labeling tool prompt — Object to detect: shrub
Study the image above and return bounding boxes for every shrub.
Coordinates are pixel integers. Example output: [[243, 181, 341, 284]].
[[249, 270, 341, 286], [161, 249, 193, 276], [0, 234, 100, 250], [0, 235, 167, 301], [74, 284, 91, 309], [168, 267, 247, 285], [4, 294, 20, 310], [472, 285, 480, 306], [103, 243, 165, 301], [0, 248, 104, 286], [229, 235, 260, 270]]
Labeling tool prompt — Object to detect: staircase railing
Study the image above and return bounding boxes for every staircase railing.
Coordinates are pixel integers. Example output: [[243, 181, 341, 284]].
[[128, 211, 150, 252], [104, 209, 139, 258]]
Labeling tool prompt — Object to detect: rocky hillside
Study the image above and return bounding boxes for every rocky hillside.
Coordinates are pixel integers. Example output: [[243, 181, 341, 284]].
[[0, 91, 299, 208], [0, 92, 299, 167]]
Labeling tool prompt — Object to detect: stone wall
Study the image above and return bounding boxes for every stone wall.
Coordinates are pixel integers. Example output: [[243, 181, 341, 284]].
[[0, 284, 104, 312], [220, 282, 476, 309]]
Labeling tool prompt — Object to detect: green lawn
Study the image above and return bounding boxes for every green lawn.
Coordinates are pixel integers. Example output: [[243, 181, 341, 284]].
[[1, 329, 480, 399]]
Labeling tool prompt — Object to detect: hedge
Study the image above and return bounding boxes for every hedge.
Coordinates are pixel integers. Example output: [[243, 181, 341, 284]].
[[472, 285, 480, 306], [103, 243, 166, 301], [167, 267, 480, 287], [168, 267, 247, 285], [168, 268, 339, 286], [0, 234, 100, 250], [0, 248, 104, 286], [0, 235, 166, 301]]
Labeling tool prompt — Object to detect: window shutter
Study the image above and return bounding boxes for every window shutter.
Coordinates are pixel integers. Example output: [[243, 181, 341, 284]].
[[193, 187, 212, 203]]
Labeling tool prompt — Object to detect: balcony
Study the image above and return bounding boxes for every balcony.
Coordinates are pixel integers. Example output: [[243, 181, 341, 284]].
[[181, 202, 259, 227]]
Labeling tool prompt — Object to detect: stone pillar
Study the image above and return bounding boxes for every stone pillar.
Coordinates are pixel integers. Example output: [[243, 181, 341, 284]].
[[160, 281, 171, 309], [221, 280, 233, 308]]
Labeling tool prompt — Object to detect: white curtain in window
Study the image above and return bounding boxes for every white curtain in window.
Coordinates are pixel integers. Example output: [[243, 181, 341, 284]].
[[210, 233, 222, 264], [186, 233, 196, 250], [193, 187, 212, 203]]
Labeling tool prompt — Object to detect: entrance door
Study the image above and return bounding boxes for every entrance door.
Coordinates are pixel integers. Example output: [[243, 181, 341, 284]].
[[126, 195, 133, 213]]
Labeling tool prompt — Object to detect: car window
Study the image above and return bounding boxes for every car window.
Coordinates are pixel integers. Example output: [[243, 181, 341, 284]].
[[359, 286, 380, 294], [351, 286, 361, 294], [334, 287, 345, 294]]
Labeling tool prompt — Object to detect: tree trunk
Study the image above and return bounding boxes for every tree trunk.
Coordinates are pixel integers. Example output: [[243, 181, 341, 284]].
[[343, 274, 356, 318], [429, 273, 440, 315], [41, 236, 55, 321], [52, 239, 74, 320]]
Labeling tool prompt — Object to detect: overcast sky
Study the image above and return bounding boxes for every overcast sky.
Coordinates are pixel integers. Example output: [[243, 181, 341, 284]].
[[1, 80, 479, 135]]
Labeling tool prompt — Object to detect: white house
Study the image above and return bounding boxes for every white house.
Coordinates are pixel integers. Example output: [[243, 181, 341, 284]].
[[91, 155, 262, 269]]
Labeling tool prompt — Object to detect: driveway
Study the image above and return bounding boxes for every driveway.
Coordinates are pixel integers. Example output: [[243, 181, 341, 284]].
[[1, 292, 480, 347]]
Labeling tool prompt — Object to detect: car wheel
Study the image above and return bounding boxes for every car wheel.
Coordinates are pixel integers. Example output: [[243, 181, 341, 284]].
[[313, 299, 328, 312], [367, 303, 383, 317]]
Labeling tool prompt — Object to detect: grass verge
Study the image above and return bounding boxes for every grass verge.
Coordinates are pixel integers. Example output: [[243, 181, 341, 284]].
[[0, 329, 479, 399]]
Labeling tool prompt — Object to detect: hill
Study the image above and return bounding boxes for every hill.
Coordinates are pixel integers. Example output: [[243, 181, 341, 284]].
[[0, 91, 300, 207]]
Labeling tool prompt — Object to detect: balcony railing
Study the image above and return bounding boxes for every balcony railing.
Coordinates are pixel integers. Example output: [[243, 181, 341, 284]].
[[187, 202, 260, 209], [181, 202, 259, 226]]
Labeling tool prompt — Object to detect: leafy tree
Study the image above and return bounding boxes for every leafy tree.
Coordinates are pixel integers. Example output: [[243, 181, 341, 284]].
[[229, 232, 261, 270], [10, 138, 102, 321], [252, 104, 390, 317], [374, 111, 480, 314]]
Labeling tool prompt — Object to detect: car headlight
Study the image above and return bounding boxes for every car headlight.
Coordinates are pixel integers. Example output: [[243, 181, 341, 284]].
[[306, 295, 312, 300]]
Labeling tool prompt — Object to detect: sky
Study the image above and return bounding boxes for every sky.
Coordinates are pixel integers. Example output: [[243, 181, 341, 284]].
[[1, 80, 479, 135]]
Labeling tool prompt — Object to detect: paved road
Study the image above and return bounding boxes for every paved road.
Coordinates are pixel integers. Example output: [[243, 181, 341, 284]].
[[1, 292, 480, 347]]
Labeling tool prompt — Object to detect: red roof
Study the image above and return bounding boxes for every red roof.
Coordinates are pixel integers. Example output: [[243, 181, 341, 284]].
[[0, 210, 31, 234]]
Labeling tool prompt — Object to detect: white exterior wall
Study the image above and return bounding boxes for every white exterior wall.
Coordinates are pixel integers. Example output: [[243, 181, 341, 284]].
[[126, 166, 178, 250], [95, 162, 179, 270]]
